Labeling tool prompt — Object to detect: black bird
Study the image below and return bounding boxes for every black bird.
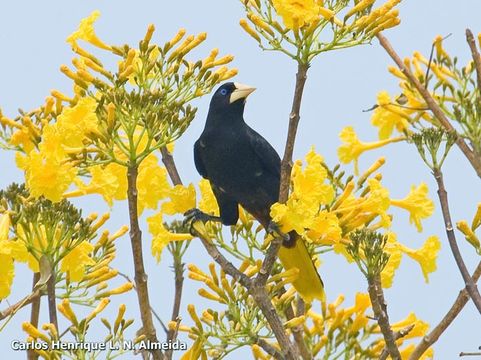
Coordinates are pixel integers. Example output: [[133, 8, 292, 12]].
[[190, 82, 324, 302]]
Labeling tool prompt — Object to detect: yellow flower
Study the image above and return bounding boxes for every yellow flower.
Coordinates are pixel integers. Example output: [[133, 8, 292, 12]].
[[60, 241, 95, 282], [270, 198, 314, 235], [306, 210, 342, 245], [162, 184, 196, 215], [198, 179, 219, 216], [272, 0, 322, 30], [18, 127, 77, 202], [338, 126, 404, 174], [371, 91, 410, 140], [10, 126, 35, 153], [391, 183, 434, 232], [137, 154, 171, 213], [292, 148, 334, 206], [67, 10, 112, 50], [147, 212, 193, 262], [457, 220, 480, 252], [398, 236, 441, 283], [71, 163, 127, 206], [381, 233, 403, 288], [56, 97, 99, 148], [391, 312, 430, 340]]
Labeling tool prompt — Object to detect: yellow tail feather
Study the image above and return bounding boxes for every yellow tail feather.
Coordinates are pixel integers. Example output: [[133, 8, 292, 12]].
[[278, 238, 325, 303]]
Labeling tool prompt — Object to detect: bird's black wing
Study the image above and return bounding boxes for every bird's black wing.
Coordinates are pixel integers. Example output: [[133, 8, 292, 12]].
[[246, 126, 281, 177], [194, 139, 208, 179]]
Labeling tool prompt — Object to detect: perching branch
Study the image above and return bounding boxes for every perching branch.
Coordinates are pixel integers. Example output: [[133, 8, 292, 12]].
[[432, 167, 481, 314], [376, 33, 481, 179], [368, 275, 401, 360], [127, 164, 163, 360], [256, 338, 285, 360], [160, 149, 301, 360], [279, 62, 309, 203], [409, 261, 481, 360]]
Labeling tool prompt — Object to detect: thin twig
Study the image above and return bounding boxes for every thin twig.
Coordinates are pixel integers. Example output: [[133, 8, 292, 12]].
[[368, 275, 401, 359], [433, 168, 481, 313], [409, 261, 481, 359], [165, 253, 185, 360], [0, 291, 42, 322], [127, 164, 163, 360], [256, 338, 286, 360], [465, 29, 481, 93], [376, 33, 481, 178], [379, 324, 415, 360], [28, 273, 41, 360], [459, 352, 481, 357]]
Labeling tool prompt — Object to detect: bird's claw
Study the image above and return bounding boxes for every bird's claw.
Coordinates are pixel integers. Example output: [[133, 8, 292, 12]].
[[267, 221, 290, 243], [183, 208, 214, 224]]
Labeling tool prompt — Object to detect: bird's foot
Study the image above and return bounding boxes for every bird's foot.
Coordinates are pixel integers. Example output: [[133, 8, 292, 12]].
[[184, 208, 220, 224], [267, 221, 290, 244]]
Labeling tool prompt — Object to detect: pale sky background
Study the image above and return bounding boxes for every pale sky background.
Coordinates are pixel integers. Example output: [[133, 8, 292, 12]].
[[1, 1, 481, 359]]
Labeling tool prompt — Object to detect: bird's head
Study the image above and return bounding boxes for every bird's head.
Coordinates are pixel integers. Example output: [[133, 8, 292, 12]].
[[208, 82, 256, 116]]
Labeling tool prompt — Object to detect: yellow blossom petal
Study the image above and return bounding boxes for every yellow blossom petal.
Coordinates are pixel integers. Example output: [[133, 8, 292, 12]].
[[67, 10, 112, 50], [391, 183, 434, 232], [162, 184, 196, 215], [60, 241, 95, 281], [147, 212, 193, 262], [398, 236, 441, 282], [272, 0, 323, 30]]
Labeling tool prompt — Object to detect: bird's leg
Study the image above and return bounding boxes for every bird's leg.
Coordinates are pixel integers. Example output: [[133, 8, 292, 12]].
[[267, 221, 292, 246], [183, 208, 222, 230]]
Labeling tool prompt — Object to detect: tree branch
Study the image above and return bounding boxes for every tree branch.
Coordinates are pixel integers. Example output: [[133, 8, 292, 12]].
[[127, 164, 163, 360], [433, 168, 481, 313], [256, 338, 285, 360], [465, 29, 481, 93], [279, 62, 309, 203], [376, 33, 481, 178], [379, 324, 415, 360], [28, 273, 41, 360], [165, 250, 185, 360], [409, 261, 481, 359], [47, 271, 58, 330], [368, 274, 401, 359]]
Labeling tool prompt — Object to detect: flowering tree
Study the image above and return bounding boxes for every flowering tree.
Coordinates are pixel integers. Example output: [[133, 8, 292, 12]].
[[0, 1, 480, 359]]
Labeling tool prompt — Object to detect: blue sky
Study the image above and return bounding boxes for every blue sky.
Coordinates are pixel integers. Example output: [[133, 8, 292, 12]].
[[1, 1, 480, 358]]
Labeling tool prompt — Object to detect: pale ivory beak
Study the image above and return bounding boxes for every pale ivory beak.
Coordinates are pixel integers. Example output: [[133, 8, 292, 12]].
[[229, 82, 256, 104]]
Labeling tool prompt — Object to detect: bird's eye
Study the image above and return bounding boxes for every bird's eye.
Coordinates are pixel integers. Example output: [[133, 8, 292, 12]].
[[219, 89, 228, 96]]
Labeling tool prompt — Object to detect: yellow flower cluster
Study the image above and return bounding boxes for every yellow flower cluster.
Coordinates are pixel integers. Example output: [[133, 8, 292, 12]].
[[269, 148, 438, 288]]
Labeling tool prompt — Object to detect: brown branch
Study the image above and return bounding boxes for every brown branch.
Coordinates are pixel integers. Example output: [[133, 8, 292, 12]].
[[465, 29, 481, 93], [28, 273, 41, 360], [433, 168, 481, 313], [256, 338, 285, 360], [409, 261, 481, 360], [160, 150, 300, 360], [47, 272, 58, 330], [165, 253, 185, 360], [284, 297, 311, 360], [0, 290, 42, 322], [368, 275, 401, 359], [279, 62, 309, 203], [161, 147, 182, 185], [379, 324, 415, 360], [376, 33, 481, 178], [127, 164, 163, 360]]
